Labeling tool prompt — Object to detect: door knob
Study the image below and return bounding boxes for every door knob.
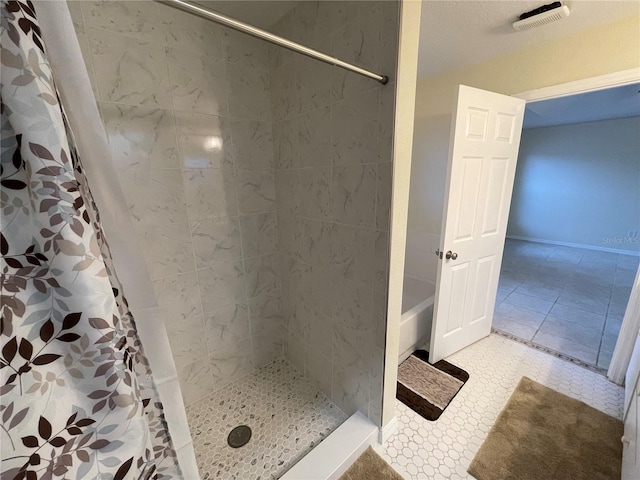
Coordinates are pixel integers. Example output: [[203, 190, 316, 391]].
[[445, 251, 458, 260]]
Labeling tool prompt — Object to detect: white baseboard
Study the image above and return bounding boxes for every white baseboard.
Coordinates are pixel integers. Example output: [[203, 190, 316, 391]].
[[506, 235, 640, 257], [280, 411, 377, 480], [378, 416, 399, 445]]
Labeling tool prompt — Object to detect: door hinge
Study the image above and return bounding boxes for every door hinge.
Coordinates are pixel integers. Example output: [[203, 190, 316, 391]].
[[435, 249, 443, 259]]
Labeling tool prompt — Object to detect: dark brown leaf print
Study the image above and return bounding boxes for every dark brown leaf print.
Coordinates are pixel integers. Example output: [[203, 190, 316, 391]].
[[114, 457, 133, 480], [31, 354, 61, 365], [18, 338, 32, 360], [0, 233, 8, 255], [38, 416, 51, 440], [49, 436, 66, 447], [39, 319, 54, 342], [61, 312, 81, 330], [22, 435, 39, 448], [88, 439, 110, 450], [57, 333, 80, 342], [0, 179, 27, 189], [2, 337, 18, 363]]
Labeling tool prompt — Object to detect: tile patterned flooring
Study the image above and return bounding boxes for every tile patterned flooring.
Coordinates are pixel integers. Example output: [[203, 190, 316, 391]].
[[381, 334, 624, 479], [493, 239, 638, 369], [186, 358, 346, 479]]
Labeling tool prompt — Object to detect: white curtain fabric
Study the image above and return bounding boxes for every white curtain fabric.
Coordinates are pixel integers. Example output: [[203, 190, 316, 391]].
[[34, 1, 198, 477]]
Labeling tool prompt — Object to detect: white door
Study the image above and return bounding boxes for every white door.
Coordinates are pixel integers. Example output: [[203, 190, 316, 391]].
[[429, 85, 526, 363]]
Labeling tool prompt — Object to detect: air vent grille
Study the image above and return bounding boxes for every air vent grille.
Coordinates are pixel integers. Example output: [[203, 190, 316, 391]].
[[513, 5, 570, 31]]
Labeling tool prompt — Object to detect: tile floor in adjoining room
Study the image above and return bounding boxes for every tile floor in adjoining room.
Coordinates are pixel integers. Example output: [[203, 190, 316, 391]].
[[186, 358, 347, 480], [493, 239, 638, 369], [380, 334, 624, 480]]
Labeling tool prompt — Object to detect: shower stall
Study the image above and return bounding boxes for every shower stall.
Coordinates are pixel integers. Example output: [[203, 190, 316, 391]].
[[65, 0, 400, 477]]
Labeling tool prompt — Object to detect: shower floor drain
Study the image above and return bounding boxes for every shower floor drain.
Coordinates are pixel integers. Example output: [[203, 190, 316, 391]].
[[227, 425, 252, 448]]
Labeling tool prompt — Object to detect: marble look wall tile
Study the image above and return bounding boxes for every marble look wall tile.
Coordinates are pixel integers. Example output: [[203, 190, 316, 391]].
[[378, 82, 396, 163], [166, 48, 229, 116], [327, 1, 384, 35], [191, 216, 242, 267], [209, 337, 254, 391], [229, 119, 274, 170], [178, 358, 213, 406], [307, 312, 333, 356], [100, 103, 178, 172], [332, 165, 377, 228], [372, 290, 387, 350], [252, 323, 284, 368], [330, 16, 382, 102], [67, 1, 84, 29], [332, 277, 373, 340], [236, 169, 276, 215], [227, 63, 271, 121], [222, 29, 271, 71], [183, 168, 237, 220], [270, 62, 298, 121], [88, 27, 171, 108], [273, 119, 298, 169], [275, 169, 299, 217], [297, 218, 332, 268], [331, 89, 380, 166], [373, 231, 389, 294], [380, 2, 400, 82], [198, 261, 246, 313], [332, 363, 370, 416], [73, 28, 98, 96], [174, 111, 233, 170], [277, 216, 297, 258], [296, 55, 332, 115], [165, 314, 208, 369], [81, 1, 167, 44], [239, 213, 279, 258], [376, 162, 392, 231], [285, 328, 307, 373], [306, 347, 333, 400], [163, 9, 224, 56], [136, 223, 195, 280], [298, 168, 332, 221], [249, 292, 283, 332], [368, 346, 384, 425], [244, 254, 281, 300], [204, 303, 251, 353], [152, 272, 202, 324], [298, 106, 331, 168], [121, 168, 187, 226], [331, 224, 375, 286]]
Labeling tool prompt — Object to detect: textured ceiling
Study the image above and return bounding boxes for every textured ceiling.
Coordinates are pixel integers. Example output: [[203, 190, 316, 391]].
[[419, 0, 640, 78], [523, 83, 640, 128]]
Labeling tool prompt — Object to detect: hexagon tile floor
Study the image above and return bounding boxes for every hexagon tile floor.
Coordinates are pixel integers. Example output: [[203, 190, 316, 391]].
[[186, 358, 347, 479], [380, 334, 624, 479]]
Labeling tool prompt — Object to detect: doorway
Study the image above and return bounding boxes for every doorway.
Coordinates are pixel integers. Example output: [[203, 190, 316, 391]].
[[494, 83, 640, 370]]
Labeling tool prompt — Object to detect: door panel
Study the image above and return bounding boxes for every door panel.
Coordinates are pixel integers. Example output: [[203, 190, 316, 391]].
[[429, 85, 526, 363]]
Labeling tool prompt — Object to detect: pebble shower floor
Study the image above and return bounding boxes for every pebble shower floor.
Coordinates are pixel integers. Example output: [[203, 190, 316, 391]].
[[186, 359, 347, 479]]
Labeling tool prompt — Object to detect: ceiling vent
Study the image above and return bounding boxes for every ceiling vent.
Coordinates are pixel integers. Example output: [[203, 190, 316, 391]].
[[513, 2, 571, 31]]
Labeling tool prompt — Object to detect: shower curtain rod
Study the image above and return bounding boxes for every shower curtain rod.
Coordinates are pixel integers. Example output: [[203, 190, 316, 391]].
[[155, 0, 389, 84]]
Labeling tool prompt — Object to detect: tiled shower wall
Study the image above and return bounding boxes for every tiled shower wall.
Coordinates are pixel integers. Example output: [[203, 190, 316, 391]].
[[68, 0, 399, 423], [270, 1, 399, 423], [68, 1, 283, 406]]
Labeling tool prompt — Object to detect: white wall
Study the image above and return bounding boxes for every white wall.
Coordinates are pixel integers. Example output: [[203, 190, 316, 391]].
[[507, 116, 640, 253]]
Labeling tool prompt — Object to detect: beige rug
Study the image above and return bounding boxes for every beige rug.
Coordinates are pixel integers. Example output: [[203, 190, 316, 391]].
[[339, 447, 403, 480], [469, 376, 623, 480]]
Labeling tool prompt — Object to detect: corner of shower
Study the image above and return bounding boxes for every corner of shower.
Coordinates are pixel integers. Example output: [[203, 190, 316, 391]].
[[60, 0, 401, 477]]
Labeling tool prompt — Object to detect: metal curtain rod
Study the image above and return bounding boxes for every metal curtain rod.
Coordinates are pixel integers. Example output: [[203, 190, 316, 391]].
[[155, 0, 388, 85]]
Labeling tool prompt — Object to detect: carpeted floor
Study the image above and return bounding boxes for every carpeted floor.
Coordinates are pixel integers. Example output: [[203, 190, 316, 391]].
[[339, 447, 403, 480], [469, 376, 624, 480]]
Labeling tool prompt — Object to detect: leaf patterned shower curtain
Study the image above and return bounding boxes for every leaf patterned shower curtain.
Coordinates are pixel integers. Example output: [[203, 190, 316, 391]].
[[1, 1, 181, 478]]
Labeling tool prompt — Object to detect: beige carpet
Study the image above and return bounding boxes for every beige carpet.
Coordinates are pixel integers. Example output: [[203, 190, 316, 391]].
[[339, 447, 403, 480], [469, 376, 623, 480]]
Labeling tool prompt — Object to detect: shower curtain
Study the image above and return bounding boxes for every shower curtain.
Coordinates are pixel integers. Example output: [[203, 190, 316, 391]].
[[1, 1, 181, 478]]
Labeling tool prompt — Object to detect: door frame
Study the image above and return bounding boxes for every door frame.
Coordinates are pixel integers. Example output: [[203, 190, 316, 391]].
[[512, 67, 640, 385]]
